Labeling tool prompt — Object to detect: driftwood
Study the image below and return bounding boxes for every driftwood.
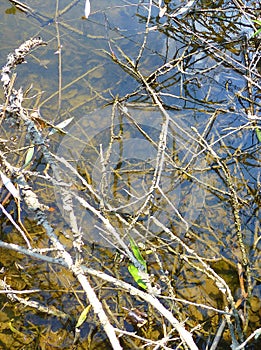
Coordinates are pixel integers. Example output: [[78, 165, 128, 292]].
[[0, 1, 260, 349]]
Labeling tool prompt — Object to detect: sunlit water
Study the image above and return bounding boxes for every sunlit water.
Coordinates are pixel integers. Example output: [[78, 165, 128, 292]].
[[0, 1, 260, 349]]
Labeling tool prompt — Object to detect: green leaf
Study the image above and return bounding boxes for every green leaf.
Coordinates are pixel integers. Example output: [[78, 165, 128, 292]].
[[252, 28, 261, 37], [129, 236, 147, 271], [9, 319, 25, 337], [252, 19, 261, 37], [256, 128, 261, 142], [252, 19, 261, 26], [24, 145, 35, 167], [128, 264, 147, 290], [75, 305, 91, 328]]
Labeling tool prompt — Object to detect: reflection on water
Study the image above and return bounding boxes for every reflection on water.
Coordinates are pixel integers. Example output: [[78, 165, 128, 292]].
[[54, 104, 207, 246], [0, 0, 260, 349]]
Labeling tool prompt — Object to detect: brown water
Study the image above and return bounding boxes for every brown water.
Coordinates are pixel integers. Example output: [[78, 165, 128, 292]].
[[0, 1, 260, 349]]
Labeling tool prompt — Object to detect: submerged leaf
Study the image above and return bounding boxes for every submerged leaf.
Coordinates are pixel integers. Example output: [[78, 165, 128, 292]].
[[123, 307, 148, 327], [0, 171, 20, 199], [9, 319, 25, 337], [76, 305, 91, 328], [84, 0, 90, 19]]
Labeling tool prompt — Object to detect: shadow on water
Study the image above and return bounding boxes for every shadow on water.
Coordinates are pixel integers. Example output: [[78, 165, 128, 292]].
[[0, 0, 260, 349]]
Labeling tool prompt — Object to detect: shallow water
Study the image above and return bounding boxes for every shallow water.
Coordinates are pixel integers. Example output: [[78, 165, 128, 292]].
[[0, 1, 260, 349]]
